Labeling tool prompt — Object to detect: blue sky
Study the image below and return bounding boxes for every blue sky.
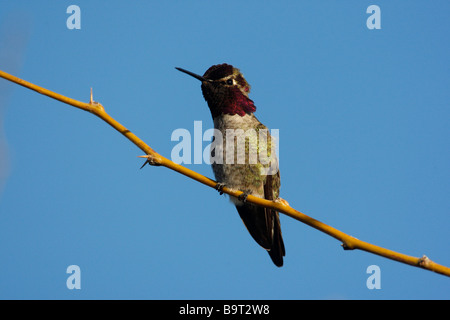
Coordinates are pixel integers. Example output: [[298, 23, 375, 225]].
[[0, 1, 449, 299]]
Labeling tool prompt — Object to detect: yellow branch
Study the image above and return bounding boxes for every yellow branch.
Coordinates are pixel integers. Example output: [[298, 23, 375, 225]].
[[1, 69, 449, 277]]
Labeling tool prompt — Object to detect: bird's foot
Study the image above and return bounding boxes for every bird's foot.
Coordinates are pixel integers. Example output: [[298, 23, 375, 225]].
[[215, 182, 226, 195], [238, 192, 249, 203]]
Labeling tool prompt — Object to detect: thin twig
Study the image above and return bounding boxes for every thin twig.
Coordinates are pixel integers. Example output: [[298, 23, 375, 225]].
[[1, 69, 449, 277]]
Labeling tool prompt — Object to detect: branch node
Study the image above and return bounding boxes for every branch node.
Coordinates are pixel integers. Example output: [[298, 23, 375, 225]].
[[275, 197, 290, 207], [88, 87, 105, 112], [418, 255, 431, 268], [341, 236, 359, 250], [341, 243, 355, 250], [138, 154, 162, 168]]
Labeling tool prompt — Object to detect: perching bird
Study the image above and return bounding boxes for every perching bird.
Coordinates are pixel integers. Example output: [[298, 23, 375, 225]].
[[176, 64, 285, 266]]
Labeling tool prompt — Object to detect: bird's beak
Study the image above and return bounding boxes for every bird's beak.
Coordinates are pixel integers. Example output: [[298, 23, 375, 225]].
[[175, 67, 210, 82]]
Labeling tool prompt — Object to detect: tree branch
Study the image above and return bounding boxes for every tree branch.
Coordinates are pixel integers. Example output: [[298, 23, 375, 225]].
[[1, 69, 449, 277]]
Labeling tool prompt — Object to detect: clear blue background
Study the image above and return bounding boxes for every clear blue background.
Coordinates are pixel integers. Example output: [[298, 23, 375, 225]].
[[0, 1, 449, 299]]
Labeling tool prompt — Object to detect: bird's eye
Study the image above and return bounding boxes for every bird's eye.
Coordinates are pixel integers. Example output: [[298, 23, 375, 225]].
[[226, 79, 233, 85]]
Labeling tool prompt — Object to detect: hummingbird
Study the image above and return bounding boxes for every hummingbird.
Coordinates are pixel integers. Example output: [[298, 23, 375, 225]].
[[176, 63, 285, 267]]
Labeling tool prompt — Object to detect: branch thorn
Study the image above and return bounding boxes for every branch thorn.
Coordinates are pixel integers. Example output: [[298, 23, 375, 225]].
[[138, 154, 161, 168]]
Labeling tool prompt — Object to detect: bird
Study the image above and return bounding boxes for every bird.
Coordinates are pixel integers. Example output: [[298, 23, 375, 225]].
[[176, 63, 285, 267]]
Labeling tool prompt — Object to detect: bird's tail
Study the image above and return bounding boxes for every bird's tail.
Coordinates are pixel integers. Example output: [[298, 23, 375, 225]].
[[236, 204, 285, 267]]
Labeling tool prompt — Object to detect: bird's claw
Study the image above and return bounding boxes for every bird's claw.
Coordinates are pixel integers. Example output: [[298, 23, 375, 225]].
[[238, 192, 249, 203], [215, 182, 226, 195]]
